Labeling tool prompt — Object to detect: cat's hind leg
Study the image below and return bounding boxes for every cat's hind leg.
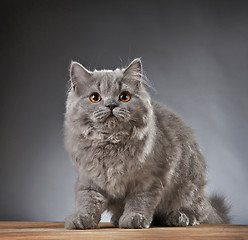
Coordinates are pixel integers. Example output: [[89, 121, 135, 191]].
[[165, 210, 200, 226], [152, 209, 200, 227]]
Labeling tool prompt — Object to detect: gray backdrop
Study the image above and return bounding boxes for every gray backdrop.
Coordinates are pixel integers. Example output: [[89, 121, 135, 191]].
[[1, 0, 247, 224]]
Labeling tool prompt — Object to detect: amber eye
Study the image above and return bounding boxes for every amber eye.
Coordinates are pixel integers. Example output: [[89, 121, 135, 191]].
[[89, 92, 101, 103], [119, 91, 131, 102]]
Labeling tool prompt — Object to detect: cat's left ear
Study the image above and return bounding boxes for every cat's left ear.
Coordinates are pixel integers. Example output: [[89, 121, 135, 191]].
[[123, 58, 143, 88], [70, 61, 92, 94]]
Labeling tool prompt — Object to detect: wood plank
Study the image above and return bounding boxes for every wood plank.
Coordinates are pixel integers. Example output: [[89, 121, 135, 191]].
[[0, 222, 247, 240]]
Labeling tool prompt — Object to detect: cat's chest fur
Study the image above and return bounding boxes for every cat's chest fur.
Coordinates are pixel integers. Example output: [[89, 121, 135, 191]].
[[81, 130, 147, 198]]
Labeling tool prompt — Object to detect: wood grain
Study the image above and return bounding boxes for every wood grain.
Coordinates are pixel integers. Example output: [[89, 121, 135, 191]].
[[0, 222, 247, 240]]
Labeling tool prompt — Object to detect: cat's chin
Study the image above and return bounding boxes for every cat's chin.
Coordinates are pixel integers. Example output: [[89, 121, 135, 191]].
[[103, 115, 119, 128]]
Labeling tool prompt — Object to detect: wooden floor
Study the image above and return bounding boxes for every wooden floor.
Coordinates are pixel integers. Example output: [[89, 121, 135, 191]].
[[0, 222, 247, 240]]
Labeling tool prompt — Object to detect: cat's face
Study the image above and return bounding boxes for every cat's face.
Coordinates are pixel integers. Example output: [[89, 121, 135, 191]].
[[66, 59, 152, 132]]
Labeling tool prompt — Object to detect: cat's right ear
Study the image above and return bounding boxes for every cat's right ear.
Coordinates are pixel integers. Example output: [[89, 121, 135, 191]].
[[123, 58, 143, 89], [70, 61, 92, 94]]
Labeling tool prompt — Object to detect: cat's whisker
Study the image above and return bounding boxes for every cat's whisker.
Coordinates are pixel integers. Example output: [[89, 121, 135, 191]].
[[115, 115, 125, 121], [113, 108, 131, 120], [94, 109, 108, 113], [94, 112, 108, 117], [118, 108, 130, 113], [93, 109, 110, 119], [93, 109, 109, 115]]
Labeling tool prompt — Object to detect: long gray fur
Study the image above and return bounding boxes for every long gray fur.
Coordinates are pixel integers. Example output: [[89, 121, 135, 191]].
[[64, 58, 230, 229]]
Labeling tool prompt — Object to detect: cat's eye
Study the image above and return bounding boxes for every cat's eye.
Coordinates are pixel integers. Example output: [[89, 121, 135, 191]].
[[89, 92, 101, 103], [119, 91, 131, 102]]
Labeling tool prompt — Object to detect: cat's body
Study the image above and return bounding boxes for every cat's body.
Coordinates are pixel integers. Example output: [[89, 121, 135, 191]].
[[64, 59, 230, 229]]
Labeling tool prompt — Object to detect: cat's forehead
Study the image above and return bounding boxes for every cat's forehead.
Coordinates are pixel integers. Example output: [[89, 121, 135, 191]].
[[92, 69, 124, 94], [93, 68, 123, 81]]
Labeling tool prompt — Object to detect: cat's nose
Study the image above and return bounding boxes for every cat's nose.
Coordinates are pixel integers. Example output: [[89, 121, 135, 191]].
[[106, 103, 117, 111]]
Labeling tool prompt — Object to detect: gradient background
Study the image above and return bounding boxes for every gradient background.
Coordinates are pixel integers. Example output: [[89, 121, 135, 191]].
[[1, 0, 248, 224]]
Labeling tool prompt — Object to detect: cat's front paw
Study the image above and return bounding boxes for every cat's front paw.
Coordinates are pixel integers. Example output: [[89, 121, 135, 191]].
[[64, 213, 99, 230], [119, 213, 151, 229]]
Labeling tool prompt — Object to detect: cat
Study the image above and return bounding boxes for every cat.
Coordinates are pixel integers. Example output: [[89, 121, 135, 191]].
[[64, 58, 230, 229]]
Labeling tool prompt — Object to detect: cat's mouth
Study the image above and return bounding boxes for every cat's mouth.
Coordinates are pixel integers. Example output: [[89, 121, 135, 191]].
[[93, 108, 130, 124], [105, 111, 118, 122], [108, 111, 114, 117], [93, 109, 117, 123]]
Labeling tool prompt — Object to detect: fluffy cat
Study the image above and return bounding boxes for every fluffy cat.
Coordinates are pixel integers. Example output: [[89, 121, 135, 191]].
[[64, 58, 230, 229]]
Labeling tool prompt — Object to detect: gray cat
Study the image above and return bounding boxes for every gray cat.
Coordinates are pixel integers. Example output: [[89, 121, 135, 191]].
[[64, 58, 230, 229]]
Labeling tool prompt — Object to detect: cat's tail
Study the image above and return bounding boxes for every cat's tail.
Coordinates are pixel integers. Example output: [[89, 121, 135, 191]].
[[205, 194, 231, 224]]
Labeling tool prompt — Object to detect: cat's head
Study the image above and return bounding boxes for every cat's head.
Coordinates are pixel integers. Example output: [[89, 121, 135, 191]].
[[66, 58, 152, 134]]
